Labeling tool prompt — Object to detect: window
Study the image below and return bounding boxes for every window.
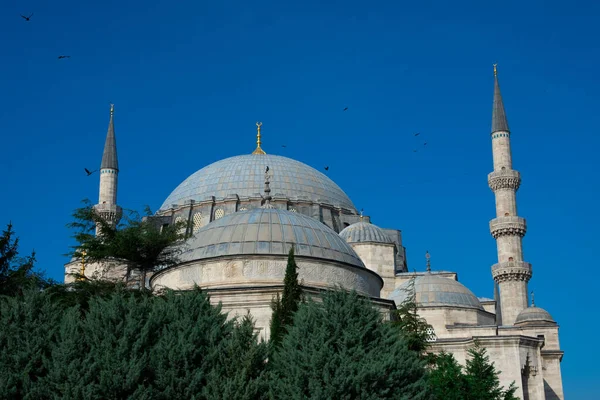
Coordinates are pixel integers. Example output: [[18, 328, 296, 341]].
[[215, 208, 225, 220], [193, 212, 203, 233], [425, 327, 437, 342]]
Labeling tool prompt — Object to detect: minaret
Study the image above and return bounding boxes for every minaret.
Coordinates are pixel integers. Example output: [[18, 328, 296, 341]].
[[488, 65, 532, 325], [94, 104, 122, 234]]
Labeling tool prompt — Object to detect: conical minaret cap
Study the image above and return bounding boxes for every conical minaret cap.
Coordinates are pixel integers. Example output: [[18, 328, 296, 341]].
[[492, 65, 510, 134], [101, 104, 119, 170]]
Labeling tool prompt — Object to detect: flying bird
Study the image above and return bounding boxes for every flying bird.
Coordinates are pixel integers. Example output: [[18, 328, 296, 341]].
[[413, 149, 418, 153], [84, 168, 96, 176], [343, 107, 348, 111], [424, 142, 427, 146], [20, 13, 33, 21], [281, 145, 287, 148], [324, 166, 329, 171], [414, 132, 420, 136], [58, 55, 71, 59]]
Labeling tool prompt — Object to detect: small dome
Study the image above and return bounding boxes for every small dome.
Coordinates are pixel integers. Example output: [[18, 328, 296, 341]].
[[339, 222, 392, 244], [515, 306, 555, 325], [160, 154, 356, 211], [181, 207, 365, 269], [389, 274, 483, 310]]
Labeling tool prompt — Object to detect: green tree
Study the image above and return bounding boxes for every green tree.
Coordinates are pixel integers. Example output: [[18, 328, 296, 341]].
[[269, 289, 431, 400], [77, 290, 156, 399], [464, 342, 519, 400], [204, 313, 269, 400], [68, 200, 187, 288], [428, 351, 467, 400], [0, 290, 62, 399], [392, 275, 433, 354], [0, 222, 50, 296], [269, 246, 303, 347]]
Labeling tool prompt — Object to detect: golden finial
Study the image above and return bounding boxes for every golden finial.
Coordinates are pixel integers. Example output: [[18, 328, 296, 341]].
[[252, 122, 266, 155], [359, 208, 364, 222], [493, 63, 498, 77], [110, 104, 114, 115], [425, 251, 431, 272]]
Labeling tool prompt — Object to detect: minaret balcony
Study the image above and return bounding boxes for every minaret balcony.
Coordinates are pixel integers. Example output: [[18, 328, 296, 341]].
[[489, 216, 526, 239], [94, 203, 123, 225], [491, 260, 532, 283], [488, 169, 521, 191]]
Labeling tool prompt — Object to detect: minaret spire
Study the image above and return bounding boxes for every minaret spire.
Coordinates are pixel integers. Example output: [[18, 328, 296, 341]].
[[492, 64, 509, 134], [95, 104, 122, 235], [487, 65, 532, 325], [101, 104, 119, 170]]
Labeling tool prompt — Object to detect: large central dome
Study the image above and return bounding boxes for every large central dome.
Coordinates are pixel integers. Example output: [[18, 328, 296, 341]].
[[160, 154, 356, 211]]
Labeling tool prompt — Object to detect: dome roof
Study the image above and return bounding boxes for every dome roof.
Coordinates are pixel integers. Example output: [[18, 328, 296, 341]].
[[160, 154, 356, 211], [515, 306, 555, 325], [339, 221, 392, 244], [389, 274, 483, 310], [181, 207, 365, 269]]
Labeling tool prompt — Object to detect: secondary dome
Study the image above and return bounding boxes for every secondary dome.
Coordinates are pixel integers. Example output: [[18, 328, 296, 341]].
[[389, 274, 483, 310], [160, 154, 356, 211], [515, 306, 555, 325], [339, 221, 392, 244], [180, 207, 365, 269]]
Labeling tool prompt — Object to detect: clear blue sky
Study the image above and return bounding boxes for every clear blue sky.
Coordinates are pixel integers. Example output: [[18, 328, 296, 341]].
[[1, 0, 597, 397]]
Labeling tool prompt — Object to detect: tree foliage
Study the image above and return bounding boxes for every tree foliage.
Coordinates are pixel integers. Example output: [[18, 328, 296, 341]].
[[269, 289, 431, 400], [428, 344, 519, 400], [0, 222, 50, 296], [269, 246, 303, 347], [67, 200, 188, 288], [0, 287, 268, 400], [392, 276, 433, 354]]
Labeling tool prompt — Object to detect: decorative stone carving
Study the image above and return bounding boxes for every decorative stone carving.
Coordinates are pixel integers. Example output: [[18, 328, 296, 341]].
[[491, 261, 532, 283], [488, 170, 521, 191], [489, 216, 527, 238]]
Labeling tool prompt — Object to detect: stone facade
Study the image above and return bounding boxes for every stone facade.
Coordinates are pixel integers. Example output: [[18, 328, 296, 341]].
[[64, 69, 564, 400]]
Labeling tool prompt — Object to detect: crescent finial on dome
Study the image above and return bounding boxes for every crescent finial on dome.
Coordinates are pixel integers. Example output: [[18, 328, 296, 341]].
[[252, 122, 266, 155]]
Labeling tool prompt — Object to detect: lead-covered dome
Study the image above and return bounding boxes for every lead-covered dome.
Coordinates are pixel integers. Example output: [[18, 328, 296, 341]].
[[515, 306, 555, 325], [339, 221, 392, 244], [389, 274, 483, 310], [180, 207, 365, 269], [160, 154, 356, 211]]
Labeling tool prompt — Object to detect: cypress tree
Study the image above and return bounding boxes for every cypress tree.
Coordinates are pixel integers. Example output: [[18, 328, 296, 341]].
[[392, 276, 433, 354], [464, 342, 519, 400], [269, 289, 431, 399], [269, 246, 303, 346], [428, 351, 467, 400]]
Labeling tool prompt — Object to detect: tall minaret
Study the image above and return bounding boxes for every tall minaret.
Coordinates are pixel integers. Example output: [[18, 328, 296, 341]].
[[94, 104, 122, 234], [488, 65, 532, 326]]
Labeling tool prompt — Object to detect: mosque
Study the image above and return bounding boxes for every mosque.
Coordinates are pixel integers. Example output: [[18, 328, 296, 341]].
[[65, 67, 564, 400]]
